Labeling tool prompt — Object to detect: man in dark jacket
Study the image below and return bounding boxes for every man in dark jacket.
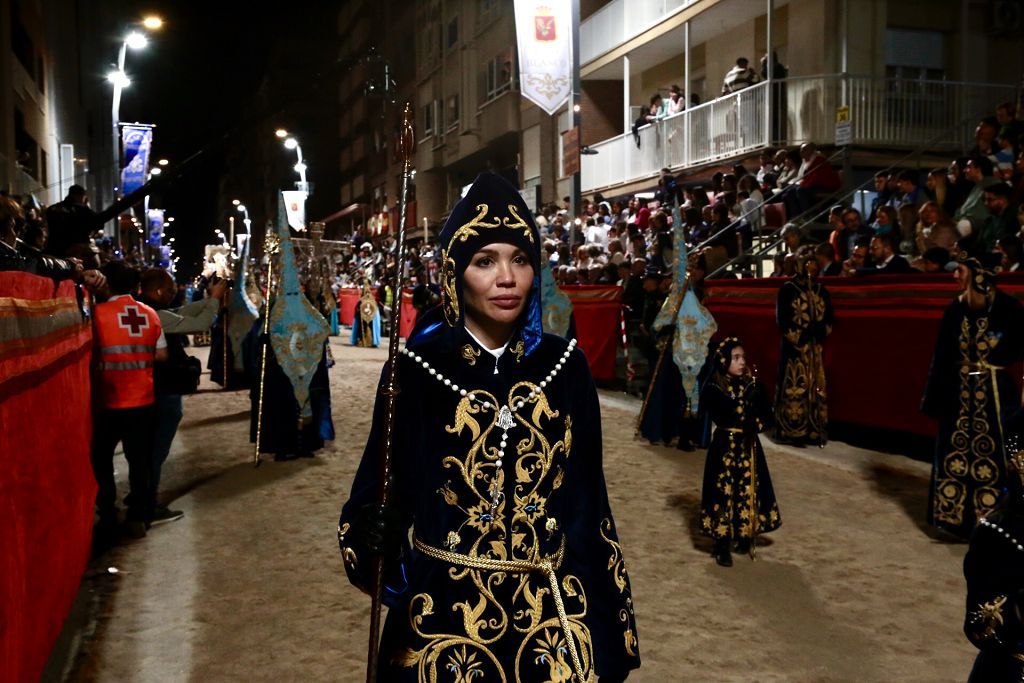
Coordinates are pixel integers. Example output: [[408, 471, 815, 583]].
[[44, 184, 98, 258], [856, 233, 915, 275]]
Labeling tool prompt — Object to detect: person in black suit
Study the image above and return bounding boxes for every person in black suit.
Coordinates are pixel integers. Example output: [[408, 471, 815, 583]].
[[814, 242, 843, 276], [855, 233, 915, 275]]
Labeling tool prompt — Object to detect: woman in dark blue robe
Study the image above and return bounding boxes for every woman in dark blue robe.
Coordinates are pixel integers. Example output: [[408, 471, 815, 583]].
[[922, 255, 1024, 538], [699, 337, 781, 567], [337, 173, 640, 682]]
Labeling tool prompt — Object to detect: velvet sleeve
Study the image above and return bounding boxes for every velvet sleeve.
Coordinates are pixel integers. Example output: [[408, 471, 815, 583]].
[[776, 282, 803, 346], [963, 522, 1024, 653], [337, 361, 415, 607], [561, 349, 641, 679]]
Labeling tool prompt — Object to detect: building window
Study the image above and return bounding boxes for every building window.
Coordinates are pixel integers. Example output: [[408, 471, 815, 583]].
[[477, 0, 500, 27], [446, 94, 460, 130], [10, 2, 34, 75], [483, 49, 514, 103], [423, 102, 434, 138], [446, 16, 459, 50]]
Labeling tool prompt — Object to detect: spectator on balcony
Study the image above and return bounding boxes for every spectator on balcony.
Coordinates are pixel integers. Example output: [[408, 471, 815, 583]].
[[684, 207, 710, 247], [856, 233, 914, 275], [721, 57, 760, 95], [955, 156, 1002, 238], [814, 242, 842, 276], [977, 183, 1018, 254], [761, 52, 788, 140], [667, 84, 685, 115], [793, 142, 841, 213], [997, 234, 1021, 273], [915, 201, 959, 254]]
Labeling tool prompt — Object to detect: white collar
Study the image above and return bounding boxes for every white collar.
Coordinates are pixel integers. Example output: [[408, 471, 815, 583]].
[[466, 326, 508, 361], [877, 254, 895, 268]]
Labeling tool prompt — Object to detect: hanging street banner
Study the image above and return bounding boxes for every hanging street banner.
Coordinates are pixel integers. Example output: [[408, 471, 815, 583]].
[[513, 1, 571, 115], [281, 190, 308, 231], [120, 124, 154, 195], [146, 208, 165, 247]]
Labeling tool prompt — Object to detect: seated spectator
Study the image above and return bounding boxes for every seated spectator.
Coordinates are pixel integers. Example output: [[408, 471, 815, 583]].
[[867, 171, 890, 223], [841, 237, 872, 277], [738, 175, 764, 231], [563, 266, 579, 284], [997, 234, 1021, 272], [856, 233, 915, 275], [607, 237, 625, 265], [970, 117, 1000, 160], [925, 168, 956, 217], [947, 157, 974, 215], [976, 183, 1018, 254], [955, 156, 1001, 236], [756, 149, 778, 187], [872, 205, 899, 237], [773, 149, 802, 193], [780, 222, 806, 255], [913, 247, 952, 273], [995, 127, 1017, 181], [831, 208, 871, 262], [889, 170, 926, 211], [915, 201, 959, 254], [794, 142, 841, 210], [544, 240, 558, 267], [814, 242, 842, 276], [584, 218, 608, 248], [996, 102, 1024, 146]]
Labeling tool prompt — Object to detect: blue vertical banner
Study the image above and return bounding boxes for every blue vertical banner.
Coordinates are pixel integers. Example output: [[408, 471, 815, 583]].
[[147, 208, 165, 248], [120, 124, 154, 195]]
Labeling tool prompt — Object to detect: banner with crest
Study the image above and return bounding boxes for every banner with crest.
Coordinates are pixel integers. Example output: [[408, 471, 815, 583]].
[[513, 1, 571, 115]]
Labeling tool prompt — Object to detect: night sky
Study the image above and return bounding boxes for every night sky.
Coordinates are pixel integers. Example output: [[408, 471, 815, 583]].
[[111, 1, 312, 279]]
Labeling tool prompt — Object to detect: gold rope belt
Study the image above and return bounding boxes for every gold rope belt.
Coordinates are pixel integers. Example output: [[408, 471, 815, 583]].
[[413, 537, 586, 682]]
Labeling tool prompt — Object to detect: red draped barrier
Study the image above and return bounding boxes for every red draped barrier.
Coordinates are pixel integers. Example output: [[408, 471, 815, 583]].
[[399, 289, 416, 339], [705, 273, 1024, 437], [337, 287, 360, 326], [0, 273, 95, 683], [561, 285, 622, 381]]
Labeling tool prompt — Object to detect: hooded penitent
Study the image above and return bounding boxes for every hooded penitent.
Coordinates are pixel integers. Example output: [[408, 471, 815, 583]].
[[423, 172, 545, 353]]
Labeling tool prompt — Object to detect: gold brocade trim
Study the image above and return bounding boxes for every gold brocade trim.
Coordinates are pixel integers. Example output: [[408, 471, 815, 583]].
[[399, 376, 592, 682], [509, 340, 525, 363], [413, 537, 587, 682], [440, 249, 459, 326], [446, 203, 535, 252], [967, 595, 1007, 643], [775, 282, 828, 442], [461, 344, 480, 366]]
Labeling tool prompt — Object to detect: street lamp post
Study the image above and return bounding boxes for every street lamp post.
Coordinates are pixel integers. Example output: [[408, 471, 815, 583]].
[[276, 129, 309, 231], [108, 16, 162, 246]]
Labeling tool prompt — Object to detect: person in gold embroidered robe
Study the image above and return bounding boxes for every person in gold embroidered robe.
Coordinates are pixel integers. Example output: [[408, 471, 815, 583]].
[[774, 247, 833, 447], [699, 337, 781, 567], [922, 254, 1024, 539], [338, 173, 640, 682]]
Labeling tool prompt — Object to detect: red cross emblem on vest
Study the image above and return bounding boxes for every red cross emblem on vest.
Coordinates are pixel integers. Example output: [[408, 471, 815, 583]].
[[118, 305, 150, 337]]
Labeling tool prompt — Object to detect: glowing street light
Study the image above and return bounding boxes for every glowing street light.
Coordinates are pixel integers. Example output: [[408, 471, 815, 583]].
[[232, 198, 241, 206], [142, 16, 164, 30], [107, 70, 131, 88], [275, 128, 289, 138], [125, 31, 148, 50], [157, 158, 169, 166], [149, 167, 162, 176]]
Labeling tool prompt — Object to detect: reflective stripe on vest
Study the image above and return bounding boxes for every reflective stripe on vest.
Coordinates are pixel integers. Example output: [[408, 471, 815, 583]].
[[98, 360, 154, 371], [94, 297, 161, 409]]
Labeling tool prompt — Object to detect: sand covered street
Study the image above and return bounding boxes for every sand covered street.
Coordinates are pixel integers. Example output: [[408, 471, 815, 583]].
[[64, 338, 975, 683]]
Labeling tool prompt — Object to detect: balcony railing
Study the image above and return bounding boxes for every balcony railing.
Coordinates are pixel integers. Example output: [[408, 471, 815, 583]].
[[580, 0, 698, 65], [581, 75, 1017, 193]]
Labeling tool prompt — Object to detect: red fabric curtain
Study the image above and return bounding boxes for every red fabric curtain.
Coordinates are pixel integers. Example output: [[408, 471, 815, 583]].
[[337, 288, 360, 326], [0, 273, 95, 683], [705, 273, 1024, 437], [561, 285, 622, 382]]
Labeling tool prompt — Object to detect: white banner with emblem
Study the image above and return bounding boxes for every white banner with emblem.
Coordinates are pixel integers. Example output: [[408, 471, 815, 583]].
[[513, 1, 571, 115]]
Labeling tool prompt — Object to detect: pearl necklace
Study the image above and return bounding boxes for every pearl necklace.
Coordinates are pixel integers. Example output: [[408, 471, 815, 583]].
[[401, 337, 578, 518], [979, 517, 1024, 552]]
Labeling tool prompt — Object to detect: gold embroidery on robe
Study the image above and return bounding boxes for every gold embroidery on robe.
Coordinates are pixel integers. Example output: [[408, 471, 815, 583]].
[[399, 382, 593, 682]]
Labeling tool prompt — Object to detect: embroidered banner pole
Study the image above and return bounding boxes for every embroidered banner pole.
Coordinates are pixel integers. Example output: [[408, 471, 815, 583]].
[[513, 1, 571, 115]]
